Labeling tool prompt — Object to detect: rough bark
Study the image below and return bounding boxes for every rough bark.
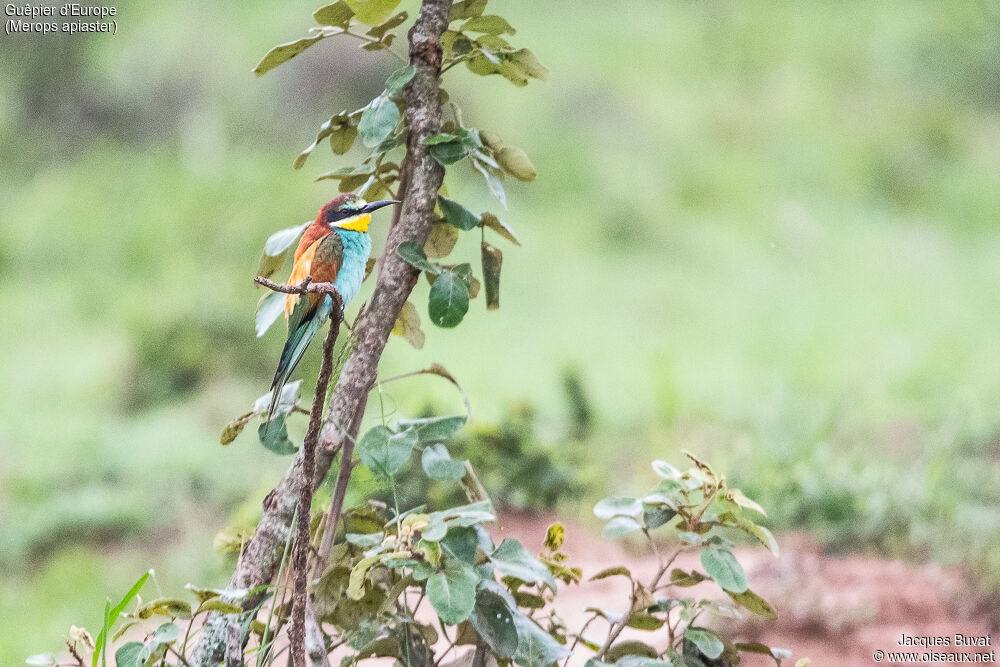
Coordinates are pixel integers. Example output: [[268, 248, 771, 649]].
[[189, 1, 451, 664]]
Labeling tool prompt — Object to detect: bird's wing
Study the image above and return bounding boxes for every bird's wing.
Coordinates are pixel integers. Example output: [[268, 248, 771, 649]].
[[283, 231, 343, 318]]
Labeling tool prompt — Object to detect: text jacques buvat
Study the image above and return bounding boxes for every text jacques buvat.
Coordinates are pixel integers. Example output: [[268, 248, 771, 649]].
[[5, 4, 117, 35]]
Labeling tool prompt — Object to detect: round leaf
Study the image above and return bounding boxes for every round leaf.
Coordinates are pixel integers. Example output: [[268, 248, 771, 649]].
[[495, 146, 536, 182], [358, 95, 399, 147], [593, 497, 643, 520], [685, 627, 724, 660], [253, 36, 324, 76], [343, 0, 402, 25], [428, 269, 470, 328], [422, 444, 466, 481], [469, 590, 518, 658], [427, 559, 479, 624], [438, 196, 480, 230], [700, 547, 747, 593], [601, 516, 641, 539], [358, 425, 417, 476]]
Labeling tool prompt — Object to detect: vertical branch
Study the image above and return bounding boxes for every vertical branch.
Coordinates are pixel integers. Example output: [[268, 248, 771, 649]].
[[290, 302, 341, 667], [190, 1, 452, 664]]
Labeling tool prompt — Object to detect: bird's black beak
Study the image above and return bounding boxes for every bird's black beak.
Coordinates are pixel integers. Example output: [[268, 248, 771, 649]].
[[362, 199, 401, 214]]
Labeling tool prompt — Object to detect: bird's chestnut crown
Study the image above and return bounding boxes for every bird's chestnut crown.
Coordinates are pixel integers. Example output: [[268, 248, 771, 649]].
[[320, 194, 399, 232]]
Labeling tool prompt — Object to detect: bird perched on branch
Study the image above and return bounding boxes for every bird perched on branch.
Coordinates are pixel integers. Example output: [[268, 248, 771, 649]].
[[267, 194, 398, 423]]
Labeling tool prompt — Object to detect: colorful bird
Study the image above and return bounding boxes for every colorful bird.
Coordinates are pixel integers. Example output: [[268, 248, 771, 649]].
[[266, 194, 398, 422]]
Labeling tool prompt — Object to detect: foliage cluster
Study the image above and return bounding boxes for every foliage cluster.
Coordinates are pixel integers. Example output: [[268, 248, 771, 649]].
[[29, 452, 804, 667]]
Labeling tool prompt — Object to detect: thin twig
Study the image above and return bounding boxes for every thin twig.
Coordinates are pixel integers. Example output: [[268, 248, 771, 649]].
[[290, 298, 343, 667], [166, 645, 193, 667], [595, 546, 683, 659]]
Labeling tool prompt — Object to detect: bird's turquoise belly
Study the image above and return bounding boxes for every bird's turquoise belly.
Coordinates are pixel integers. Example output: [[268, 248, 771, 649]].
[[332, 229, 372, 308]]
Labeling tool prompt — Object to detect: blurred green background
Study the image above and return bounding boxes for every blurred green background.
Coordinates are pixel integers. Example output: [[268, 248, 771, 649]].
[[2, 0, 1000, 661]]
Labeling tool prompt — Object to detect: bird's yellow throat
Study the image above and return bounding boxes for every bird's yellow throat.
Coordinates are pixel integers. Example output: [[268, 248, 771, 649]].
[[336, 213, 372, 232]]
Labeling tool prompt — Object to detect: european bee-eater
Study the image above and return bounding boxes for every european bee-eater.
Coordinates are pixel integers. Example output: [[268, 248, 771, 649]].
[[266, 194, 398, 422]]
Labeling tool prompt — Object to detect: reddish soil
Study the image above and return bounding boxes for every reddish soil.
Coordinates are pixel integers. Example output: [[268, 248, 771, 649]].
[[494, 512, 997, 667]]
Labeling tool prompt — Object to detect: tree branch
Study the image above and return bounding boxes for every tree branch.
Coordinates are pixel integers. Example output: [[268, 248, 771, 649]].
[[290, 306, 341, 667], [190, 2, 451, 664]]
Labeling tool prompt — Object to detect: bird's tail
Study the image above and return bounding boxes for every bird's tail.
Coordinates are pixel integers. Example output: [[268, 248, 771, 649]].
[[264, 294, 334, 432]]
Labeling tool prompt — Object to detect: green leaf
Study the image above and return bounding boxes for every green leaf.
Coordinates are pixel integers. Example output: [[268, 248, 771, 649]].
[[450, 0, 486, 21], [258, 416, 298, 455], [346, 532, 385, 547], [469, 590, 518, 658], [427, 558, 479, 624], [397, 241, 441, 274], [471, 159, 506, 207], [512, 591, 545, 608], [495, 145, 536, 182], [589, 566, 631, 581], [344, 0, 401, 25], [505, 48, 549, 81], [685, 627, 723, 659], [358, 95, 399, 147], [397, 415, 467, 443], [513, 612, 571, 667], [615, 657, 671, 667], [422, 501, 495, 541], [651, 459, 682, 480], [727, 488, 767, 517], [253, 35, 324, 76], [700, 547, 747, 593], [263, 220, 311, 256], [314, 1, 354, 27], [428, 269, 470, 328], [601, 516, 642, 539], [137, 598, 192, 620], [726, 589, 777, 619], [252, 379, 302, 415], [642, 505, 676, 530], [422, 444, 467, 481], [391, 300, 426, 349], [480, 212, 520, 245], [441, 525, 479, 566], [330, 125, 358, 155], [25, 655, 56, 666], [93, 571, 150, 667], [255, 291, 286, 338], [152, 622, 179, 644], [220, 411, 255, 445], [439, 196, 480, 230], [725, 512, 779, 557], [196, 599, 244, 615], [461, 14, 515, 35], [594, 497, 643, 520], [422, 133, 462, 145], [385, 65, 416, 94], [367, 10, 407, 39], [257, 246, 289, 281], [480, 241, 502, 310], [670, 568, 706, 587], [424, 221, 460, 259], [489, 539, 556, 589], [358, 425, 417, 477], [347, 556, 380, 599], [544, 523, 565, 551], [626, 613, 664, 630], [429, 140, 471, 166], [113, 643, 142, 667], [605, 641, 658, 662]]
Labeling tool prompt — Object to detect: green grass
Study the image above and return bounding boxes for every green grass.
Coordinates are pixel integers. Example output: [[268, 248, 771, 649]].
[[2, 0, 1000, 661]]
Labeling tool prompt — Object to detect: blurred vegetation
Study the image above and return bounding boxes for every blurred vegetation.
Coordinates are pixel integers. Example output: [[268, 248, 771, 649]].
[[2, 0, 1000, 662]]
